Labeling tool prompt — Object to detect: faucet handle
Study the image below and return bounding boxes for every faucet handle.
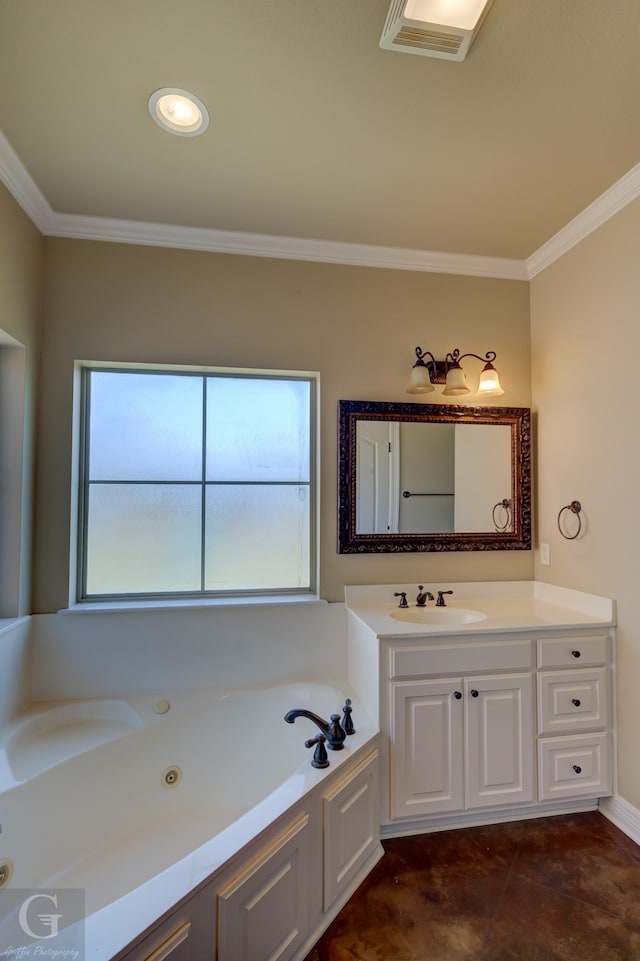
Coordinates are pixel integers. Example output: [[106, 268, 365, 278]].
[[436, 590, 454, 607], [393, 591, 408, 608], [342, 698, 355, 735], [305, 734, 329, 768]]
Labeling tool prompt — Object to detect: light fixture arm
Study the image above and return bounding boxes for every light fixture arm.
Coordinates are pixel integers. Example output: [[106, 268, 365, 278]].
[[447, 348, 497, 369], [414, 346, 438, 375]]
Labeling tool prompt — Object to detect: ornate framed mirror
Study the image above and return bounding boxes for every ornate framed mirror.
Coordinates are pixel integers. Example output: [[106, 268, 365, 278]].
[[338, 400, 531, 553]]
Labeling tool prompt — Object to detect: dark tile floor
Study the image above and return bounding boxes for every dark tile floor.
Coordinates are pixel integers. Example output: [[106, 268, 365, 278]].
[[304, 812, 640, 961]]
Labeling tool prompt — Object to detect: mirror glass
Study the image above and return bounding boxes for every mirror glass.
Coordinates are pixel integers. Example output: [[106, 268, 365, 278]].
[[338, 400, 531, 553]]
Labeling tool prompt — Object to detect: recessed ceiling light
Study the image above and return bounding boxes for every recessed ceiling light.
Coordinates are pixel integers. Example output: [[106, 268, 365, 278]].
[[148, 88, 209, 137]]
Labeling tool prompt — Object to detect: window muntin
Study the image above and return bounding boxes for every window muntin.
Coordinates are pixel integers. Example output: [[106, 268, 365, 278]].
[[78, 367, 316, 601]]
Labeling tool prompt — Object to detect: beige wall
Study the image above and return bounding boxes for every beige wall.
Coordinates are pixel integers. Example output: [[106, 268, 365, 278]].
[[0, 183, 43, 614], [34, 237, 532, 611], [531, 196, 640, 810]]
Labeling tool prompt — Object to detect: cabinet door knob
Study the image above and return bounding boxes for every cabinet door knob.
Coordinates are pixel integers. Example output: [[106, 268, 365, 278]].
[[571, 698, 581, 707], [573, 764, 582, 774], [453, 691, 462, 700], [571, 650, 581, 658], [470, 689, 479, 698]]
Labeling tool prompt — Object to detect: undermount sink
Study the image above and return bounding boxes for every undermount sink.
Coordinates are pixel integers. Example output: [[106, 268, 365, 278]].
[[389, 606, 486, 626]]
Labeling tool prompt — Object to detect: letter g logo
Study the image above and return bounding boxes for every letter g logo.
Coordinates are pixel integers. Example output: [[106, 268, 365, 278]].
[[18, 892, 63, 939]]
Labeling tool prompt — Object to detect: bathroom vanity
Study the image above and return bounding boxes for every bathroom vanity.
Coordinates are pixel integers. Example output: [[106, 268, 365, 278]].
[[346, 581, 615, 835]]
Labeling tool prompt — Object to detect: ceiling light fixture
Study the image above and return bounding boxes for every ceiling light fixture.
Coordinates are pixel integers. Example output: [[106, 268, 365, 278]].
[[406, 346, 504, 397], [148, 88, 209, 137], [380, 0, 494, 61]]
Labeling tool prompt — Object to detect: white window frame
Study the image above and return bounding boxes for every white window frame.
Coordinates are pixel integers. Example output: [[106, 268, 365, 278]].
[[72, 361, 319, 605]]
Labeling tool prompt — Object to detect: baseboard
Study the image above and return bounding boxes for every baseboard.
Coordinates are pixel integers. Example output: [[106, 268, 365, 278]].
[[380, 798, 598, 839], [599, 794, 640, 846]]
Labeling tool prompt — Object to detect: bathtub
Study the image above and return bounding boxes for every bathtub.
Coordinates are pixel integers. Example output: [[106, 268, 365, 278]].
[[0, 682, 381, 960]]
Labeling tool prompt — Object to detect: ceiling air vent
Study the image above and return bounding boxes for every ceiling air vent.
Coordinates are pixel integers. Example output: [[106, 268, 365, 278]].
[[380, 0, 494, 62]]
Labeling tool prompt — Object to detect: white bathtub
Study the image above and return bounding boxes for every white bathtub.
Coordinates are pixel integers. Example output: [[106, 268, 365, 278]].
[[0, 682, 379, 960]]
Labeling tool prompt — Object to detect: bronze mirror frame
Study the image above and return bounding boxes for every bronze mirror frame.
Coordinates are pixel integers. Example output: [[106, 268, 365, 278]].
[[337, 399, 531, 554]]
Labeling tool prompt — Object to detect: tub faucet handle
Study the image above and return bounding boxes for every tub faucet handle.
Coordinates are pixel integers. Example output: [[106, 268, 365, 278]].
[[394, 591, 408, 608], [342, 698, 355, 735], [305, 733, 329, 768]]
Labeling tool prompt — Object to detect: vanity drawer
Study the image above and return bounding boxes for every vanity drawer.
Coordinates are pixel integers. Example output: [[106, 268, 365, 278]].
[[537, 634, 609, 669], [390, 639, 532, 679], [537, 668, 609, 734], [538, 733, 611, 800]]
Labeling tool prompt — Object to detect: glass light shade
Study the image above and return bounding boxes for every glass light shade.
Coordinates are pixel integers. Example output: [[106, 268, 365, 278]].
[[404, 0, 491, 30], [407, 363, 435, 394], [148, 88, 209, 137], [442, 365, 470, 396], [476, 364, 504, 396]]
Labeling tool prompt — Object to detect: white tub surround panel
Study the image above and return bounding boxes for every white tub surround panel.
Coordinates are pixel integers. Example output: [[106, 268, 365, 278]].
[[345, 582, 615, 836], [30, 601, 346, 699], [0, 617, 31, 726]]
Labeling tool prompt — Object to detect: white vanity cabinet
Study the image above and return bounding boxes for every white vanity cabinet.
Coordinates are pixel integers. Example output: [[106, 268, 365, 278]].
[[388, 639, 535, 820], [345, 582, 616, 835]]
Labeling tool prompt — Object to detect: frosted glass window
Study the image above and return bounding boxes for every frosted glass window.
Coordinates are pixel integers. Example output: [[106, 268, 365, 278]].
[[206, 377, 310, 482], [89, 372, 203, 480], [86, 484, 202, 594], [78, 366, 316, 600], [205, 485, 310, 590]]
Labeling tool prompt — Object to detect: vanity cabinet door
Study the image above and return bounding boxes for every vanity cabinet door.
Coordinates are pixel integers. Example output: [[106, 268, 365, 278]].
[[465, 673, 535, 809], [390, 678, 464, 819]]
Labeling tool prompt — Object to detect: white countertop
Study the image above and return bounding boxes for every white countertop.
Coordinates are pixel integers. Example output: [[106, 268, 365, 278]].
[[345, 581, 615, 639]]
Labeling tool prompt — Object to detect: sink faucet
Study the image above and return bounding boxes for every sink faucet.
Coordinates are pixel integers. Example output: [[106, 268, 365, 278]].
[[393, 591, 408, 608], [284, 709, 347, 750], [436, 590, 454, 607], [416, 586, 435, 606]]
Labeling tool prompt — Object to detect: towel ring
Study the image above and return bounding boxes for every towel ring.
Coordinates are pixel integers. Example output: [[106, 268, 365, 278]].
[[557, 500, 582, 540], [492, 498, 512, 532]]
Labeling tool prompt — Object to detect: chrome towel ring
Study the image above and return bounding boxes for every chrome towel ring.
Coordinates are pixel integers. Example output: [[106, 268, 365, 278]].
[[557, 500, 582, 539]]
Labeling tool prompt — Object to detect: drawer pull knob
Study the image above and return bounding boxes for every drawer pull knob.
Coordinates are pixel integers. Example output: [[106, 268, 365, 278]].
[[573, 765, 582, 774], [453, 691, 462, 700], [470, 689, 479, 698], [571, 698, 581, 707], [571, 650, 581, 658]]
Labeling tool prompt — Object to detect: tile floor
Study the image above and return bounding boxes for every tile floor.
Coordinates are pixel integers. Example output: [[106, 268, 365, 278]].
[[304, 812, 640, 961]]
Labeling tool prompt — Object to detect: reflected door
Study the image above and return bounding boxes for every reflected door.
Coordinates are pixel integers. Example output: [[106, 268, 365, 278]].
[[356, 421, 399, 534]]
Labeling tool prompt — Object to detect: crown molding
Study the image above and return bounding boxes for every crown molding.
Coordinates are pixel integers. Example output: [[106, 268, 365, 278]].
[[43, 210, 528, 279], [526, 163, 640, 278], [0, 130, 52, 232]]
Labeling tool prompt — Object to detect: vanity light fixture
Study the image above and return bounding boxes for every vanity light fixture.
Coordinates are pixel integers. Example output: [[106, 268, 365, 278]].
[[148, 88, 209, 137], [380, 0, 494, 61], [406, 346, 504, 397]]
